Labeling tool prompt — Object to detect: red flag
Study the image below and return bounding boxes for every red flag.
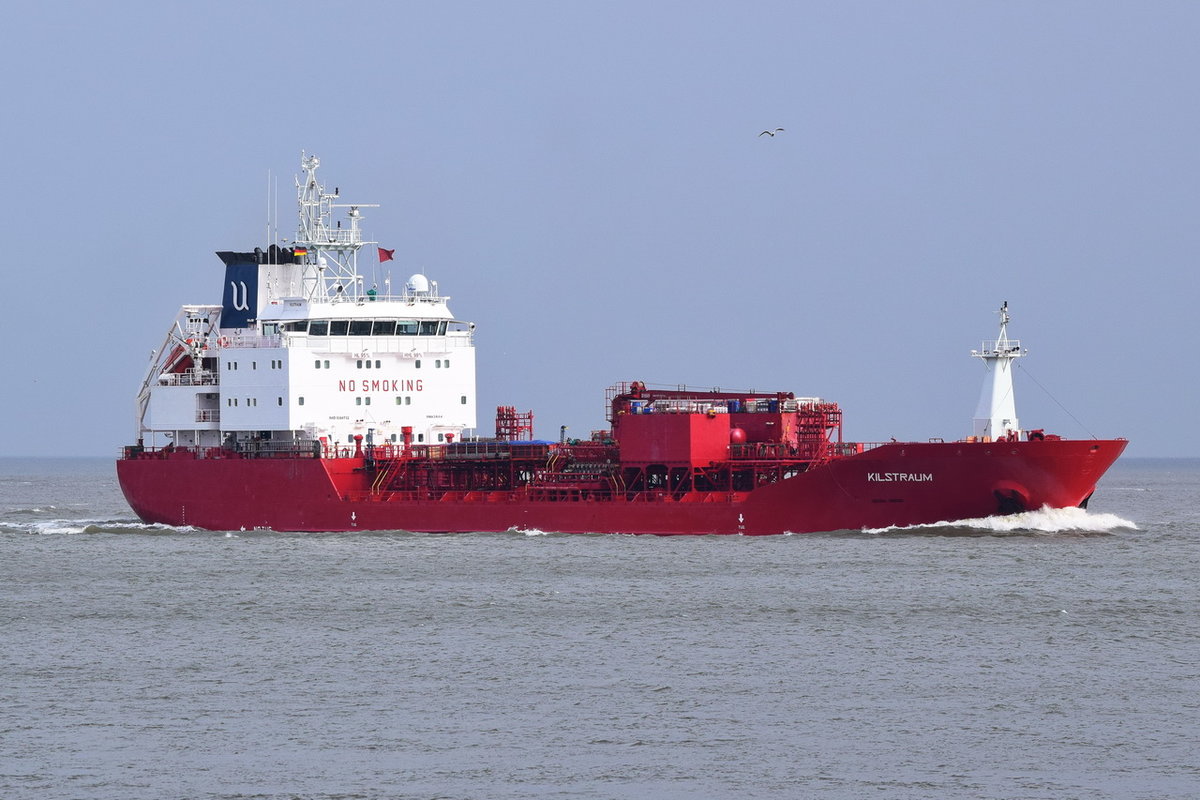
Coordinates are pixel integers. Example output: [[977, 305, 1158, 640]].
[[378, 247, 395, 262]]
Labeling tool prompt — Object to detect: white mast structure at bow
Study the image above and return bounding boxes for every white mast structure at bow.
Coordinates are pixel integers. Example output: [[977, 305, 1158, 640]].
[[971, 301, 1026, 441]]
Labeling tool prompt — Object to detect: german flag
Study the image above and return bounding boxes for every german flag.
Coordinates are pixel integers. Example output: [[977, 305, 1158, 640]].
[[294, 247, 308, 257]]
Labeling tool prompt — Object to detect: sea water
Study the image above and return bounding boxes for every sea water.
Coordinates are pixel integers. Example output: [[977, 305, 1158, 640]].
[[2, 458, 1197, 799]]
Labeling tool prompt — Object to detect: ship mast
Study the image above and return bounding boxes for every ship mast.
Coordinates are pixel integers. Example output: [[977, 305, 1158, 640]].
[[971, 301, 1026, 440], [294, 152, 379, 301]]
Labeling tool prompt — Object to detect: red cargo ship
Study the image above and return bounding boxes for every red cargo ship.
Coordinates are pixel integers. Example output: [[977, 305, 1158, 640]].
[[117, 155, 1126, 534]]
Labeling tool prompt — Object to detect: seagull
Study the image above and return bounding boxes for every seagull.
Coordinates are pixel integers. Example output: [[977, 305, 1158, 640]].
[[759, 128, 785, 137]]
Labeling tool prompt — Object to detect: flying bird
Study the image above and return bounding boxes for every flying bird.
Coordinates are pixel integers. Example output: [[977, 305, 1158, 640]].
[[759, 128, 785, 137]]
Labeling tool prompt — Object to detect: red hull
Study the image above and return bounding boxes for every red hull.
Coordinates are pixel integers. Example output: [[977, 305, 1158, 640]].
[[117, 439, 1126, 534]]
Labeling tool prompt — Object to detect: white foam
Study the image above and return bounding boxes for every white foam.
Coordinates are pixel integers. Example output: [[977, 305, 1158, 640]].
[[15, 518, 196, 535], [862, 505, 1139, 535], [509, 526, 552, 536]]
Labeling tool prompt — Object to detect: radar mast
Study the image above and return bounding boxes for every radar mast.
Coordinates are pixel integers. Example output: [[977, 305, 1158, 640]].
[[293, 152, 380, 301]]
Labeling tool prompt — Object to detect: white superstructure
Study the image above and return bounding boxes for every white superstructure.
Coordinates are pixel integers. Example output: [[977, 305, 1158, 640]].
[[133, 153, 477, 453], [971, 301, 1025, 441]]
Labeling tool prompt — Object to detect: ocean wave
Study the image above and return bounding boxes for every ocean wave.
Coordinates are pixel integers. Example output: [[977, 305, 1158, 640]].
[[862, 505, 1139, 536], [3, 518, 196, 536], [507, 525, 553, 536]]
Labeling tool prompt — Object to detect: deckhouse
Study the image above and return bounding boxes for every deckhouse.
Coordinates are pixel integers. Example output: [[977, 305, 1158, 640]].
[[134, 153, 477, 455]]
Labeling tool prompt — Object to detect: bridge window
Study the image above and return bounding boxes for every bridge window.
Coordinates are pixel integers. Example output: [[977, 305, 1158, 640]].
[[397, 321, 418, 335], [372, 321, 396, 335], [309, 321, 328, 336], [349, 320, 372, 335], [329, 320, 349, 336], [284, 321, 308, 333]]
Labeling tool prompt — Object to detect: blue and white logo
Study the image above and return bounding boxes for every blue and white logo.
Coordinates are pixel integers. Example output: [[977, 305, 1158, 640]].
[[221, 262, 258, 328]]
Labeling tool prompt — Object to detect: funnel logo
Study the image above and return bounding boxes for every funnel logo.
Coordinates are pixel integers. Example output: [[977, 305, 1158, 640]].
[[221, 262, 259, 328], [229, 280, 249, 311]]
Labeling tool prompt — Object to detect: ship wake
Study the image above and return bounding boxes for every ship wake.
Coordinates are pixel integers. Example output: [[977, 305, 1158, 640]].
[[862, 505, 1138, 536], [3, 517, 197, 536]]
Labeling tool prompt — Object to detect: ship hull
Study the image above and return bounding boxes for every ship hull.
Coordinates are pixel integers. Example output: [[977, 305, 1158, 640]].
[[117, 439, 1127, 534]]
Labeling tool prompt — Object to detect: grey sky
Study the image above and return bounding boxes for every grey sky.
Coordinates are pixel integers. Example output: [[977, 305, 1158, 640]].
[[2, 1, 1194, 457]]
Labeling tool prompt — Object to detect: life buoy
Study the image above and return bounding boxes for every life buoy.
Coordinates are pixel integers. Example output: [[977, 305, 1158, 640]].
[[218, 336, 230, 348]]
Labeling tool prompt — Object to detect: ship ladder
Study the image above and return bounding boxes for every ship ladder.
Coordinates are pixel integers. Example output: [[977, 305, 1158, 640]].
[[370, 460, 398, 495]]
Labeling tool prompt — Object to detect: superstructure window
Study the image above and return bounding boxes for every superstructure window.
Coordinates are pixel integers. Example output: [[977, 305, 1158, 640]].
[[415, 360, 421, 369], [329, 320, 349, 335], [419, 321, 439, 335], [372, 321, 396, 335], [349, 320, 372, 335], [397, 321, 418, 335], [284, 321, 308, 332], [309, 321, 328, 336]]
